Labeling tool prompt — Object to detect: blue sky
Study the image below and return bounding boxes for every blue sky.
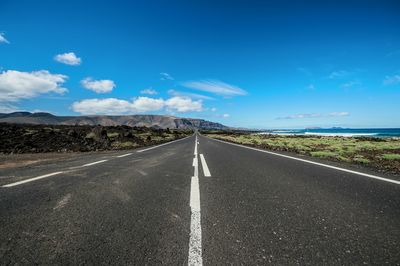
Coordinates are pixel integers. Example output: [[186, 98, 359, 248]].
[[0, 0, 399, 129]]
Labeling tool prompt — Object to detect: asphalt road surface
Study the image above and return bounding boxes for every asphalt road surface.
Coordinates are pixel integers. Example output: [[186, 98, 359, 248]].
[[1, 133, 399, 265]]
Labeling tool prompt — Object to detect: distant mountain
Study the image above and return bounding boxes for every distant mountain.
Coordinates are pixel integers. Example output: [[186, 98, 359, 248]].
[[0, 112, 230, 130]]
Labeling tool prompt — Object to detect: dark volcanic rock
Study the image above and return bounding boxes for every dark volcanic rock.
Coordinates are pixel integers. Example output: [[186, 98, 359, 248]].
[[0, 123, 191, 154]]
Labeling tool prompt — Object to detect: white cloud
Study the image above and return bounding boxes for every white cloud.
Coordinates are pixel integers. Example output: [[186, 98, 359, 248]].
[[131, 97, 164, 112], [211, 107, 217, 112], [72, 97, 164, 115], [0, 103, 18, 113], [182, 79, 247, 96], [277, 112, 349, 119], [54, 52, 82, 65], [72, 98, 134, 115], [278, 113, 321, 119], [140, 88, 158, 95], [328, 70, 349, 79], [72, 96, 202, 115], [341, 81, 360, 89], [329, 112, 350, 117], [165, 96, 203, 112], [383, 75, 400, 85], [0, 33, 9, 44], [222, 113, 230, 118], [160, 72, 174, 80], [306, 84, 315, 90], [81, 77, 115, 93], [0, 70, 68, 102], [168, 89, 214, 100]]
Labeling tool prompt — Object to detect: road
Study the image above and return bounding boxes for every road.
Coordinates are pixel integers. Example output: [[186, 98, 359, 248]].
[[1, 133, 399, 265]]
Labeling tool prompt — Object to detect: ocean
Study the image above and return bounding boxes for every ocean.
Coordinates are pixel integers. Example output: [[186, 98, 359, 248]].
[[262, 128, 400, 138]]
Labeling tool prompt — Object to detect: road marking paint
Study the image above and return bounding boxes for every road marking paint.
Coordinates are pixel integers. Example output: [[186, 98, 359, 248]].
[[2, 171, 64, 188], [137, 136, 191, 153], [210, 137, 400, 185], [190, 176, 201, 211], [188, 135, 203, 266], [194, 141, 198, 155], [116, 153, 133, 158], [200, 154, 211, 177], [80, 159, 108, 167]]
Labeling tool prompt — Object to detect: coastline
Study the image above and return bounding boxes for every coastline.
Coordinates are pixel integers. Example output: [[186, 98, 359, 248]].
[[258, 128, 400, 138]]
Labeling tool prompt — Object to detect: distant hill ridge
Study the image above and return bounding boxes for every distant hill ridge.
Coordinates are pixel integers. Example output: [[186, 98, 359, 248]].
[[0, 112, 230, 130]]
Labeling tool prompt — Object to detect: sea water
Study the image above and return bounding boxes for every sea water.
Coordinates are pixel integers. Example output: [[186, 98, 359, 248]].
[[263, 128, 400, 138]]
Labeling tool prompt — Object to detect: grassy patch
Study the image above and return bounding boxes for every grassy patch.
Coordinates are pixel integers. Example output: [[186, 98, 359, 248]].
[[381, 154, 400, 160], [353, 156, 370, 164], [85, 132, 96, 139], [111, 141, 138, 149], [310, 151, 338, 158], [107, 132, 120, 138]]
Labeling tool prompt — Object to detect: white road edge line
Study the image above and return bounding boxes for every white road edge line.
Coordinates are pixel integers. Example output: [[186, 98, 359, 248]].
[[80, 159, 108, 167], [209, 137, 400, 185], [137, 136, 191, 153], [199, 154, 211, 177], [116, 153, 133, 158], [188, 135, 203, 266], [2, 171, 64, 188]]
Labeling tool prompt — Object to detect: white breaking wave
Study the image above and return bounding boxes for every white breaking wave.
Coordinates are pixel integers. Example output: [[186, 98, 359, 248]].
[[258, 130, 302, 135], [304, 132, 378, 137], [271, 130, 299, 133], [258, 131, 382, 137]]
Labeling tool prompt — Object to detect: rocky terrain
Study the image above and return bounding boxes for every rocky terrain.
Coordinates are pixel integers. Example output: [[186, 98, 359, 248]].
[[0, 123, 192, 154], [0, 112, 229, 130]]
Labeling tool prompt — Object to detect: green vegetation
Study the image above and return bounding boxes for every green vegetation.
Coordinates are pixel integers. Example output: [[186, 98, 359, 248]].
[[204, 132, 400, 174], [111, 141, 138, 149], [310, 151, 338, 158], [381, 154, 400, 160], [107, 132, 120, 138], [85, 132, 96, 139], [353, 155, 371, 164]]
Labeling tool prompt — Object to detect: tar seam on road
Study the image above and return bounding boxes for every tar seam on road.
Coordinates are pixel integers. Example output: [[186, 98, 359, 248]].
[[188, 135, 203, 266], [210, 137, 400, 185], [199, 154, 211, 177], [2, 171, 64, 188], [137, 136, 192, 153]]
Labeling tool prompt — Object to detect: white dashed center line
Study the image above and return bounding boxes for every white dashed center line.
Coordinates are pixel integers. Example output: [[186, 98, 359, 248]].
[[188, 135, 203, 266]]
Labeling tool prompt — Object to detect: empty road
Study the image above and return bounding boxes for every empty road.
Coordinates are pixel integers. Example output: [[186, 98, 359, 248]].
[[1, 133, 399, 265]]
